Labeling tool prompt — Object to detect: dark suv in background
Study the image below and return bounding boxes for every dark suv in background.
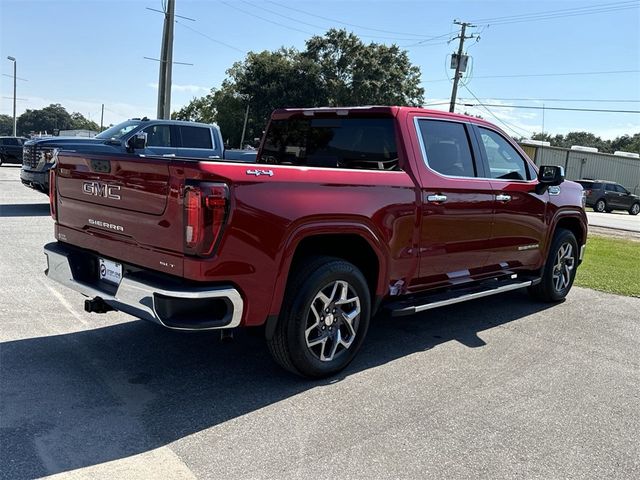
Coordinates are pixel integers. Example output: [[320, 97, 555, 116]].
[[577, 179, 640, 215], [0, 136, 27, 166]]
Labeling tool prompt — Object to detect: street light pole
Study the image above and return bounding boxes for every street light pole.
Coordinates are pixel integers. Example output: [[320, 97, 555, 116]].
[[7, 56, 16, 136]]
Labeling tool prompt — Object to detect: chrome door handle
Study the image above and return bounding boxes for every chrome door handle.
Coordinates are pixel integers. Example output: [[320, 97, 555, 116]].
[[496, 194, 511, 202], [162, 154, 176, 157], [426, 194, 447, 203]]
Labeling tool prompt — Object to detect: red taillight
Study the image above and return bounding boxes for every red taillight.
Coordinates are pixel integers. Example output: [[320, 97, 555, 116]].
[[184, 183, 229, 256], [49, 168, 57, 220], [585, 189, 592, 196]]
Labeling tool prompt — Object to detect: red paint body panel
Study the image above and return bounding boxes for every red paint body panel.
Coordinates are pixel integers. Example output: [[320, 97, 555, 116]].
[[51, 106, 587, 328]]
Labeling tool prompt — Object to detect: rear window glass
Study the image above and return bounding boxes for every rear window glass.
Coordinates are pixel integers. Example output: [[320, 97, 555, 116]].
[[180, 126, 213, 149], [259, 117, 399, 170], [417, 120, 476, 177]]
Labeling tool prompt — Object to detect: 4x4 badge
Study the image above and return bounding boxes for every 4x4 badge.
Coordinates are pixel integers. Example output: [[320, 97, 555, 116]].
[[246, 169, 274, 177]]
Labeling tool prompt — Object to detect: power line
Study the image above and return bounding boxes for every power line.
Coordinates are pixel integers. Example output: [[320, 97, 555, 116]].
[[175, 20, 246, 54], [469, 1, 638, 25], [2, 73, 27, 82], [240, 0, 447, 42], [422, 69, 640, 83], [266, 0, 450, 39], [486, 5, 638, 26], [461, 84, 534, 138], [458, 97, 640, 103], [221, 1, 315, 36], [458, 102, 640, 114]]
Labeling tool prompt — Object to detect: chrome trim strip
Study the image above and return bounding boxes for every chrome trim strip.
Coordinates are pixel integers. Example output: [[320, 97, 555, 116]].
[[412, 280, 533, 314], [412, 116, 538, 183], [44, 244, 243, 331]]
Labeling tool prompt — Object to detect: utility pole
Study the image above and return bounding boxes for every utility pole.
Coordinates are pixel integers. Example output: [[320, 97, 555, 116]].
[[157, 0, 176, 119], [449, 21, 475, 113], [7, 56, 16, 135], [100, 103, 104, 131], [239, 100, 250, 149]]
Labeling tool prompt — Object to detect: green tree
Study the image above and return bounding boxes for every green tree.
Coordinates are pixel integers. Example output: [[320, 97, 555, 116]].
[[303, 29, 424, 106], [0, 114, 13, 135], [173, 29, 425, 147], [560, 131, 608, 152], [610, 133, 640, 154], [70, 112, 100, 132], [17, 104, 73, 135], [172, 90, 217, 124]]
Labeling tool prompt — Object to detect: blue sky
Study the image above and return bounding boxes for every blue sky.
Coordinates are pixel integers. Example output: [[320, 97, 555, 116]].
[[1, 0, 639, 139]]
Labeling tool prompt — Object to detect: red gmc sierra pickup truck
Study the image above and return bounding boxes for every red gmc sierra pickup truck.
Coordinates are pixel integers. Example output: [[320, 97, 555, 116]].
[[44, 106, 587, 377]]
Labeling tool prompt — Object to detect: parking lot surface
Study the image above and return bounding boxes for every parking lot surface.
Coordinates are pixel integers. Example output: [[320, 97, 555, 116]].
[[1, 165, 639, 479], [587, 210, 640, 233]]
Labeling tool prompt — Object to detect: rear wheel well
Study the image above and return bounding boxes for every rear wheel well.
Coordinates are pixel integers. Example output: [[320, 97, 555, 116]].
[[288, 234, 380, 299], [265, 234, 380, 341]]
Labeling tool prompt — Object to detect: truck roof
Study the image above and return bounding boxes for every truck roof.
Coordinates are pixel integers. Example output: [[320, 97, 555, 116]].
[[129, 118, 220, 129], [271, 106, 495, 127]]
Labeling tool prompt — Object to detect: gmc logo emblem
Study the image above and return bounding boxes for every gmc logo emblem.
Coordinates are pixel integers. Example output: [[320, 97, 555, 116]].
[[82, 182, 121, 200]]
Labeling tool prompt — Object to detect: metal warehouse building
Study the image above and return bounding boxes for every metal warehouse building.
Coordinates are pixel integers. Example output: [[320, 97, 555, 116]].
[[519, 141, 640, 195]]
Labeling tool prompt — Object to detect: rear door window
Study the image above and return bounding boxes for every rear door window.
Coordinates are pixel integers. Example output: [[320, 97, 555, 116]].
[[259, 117, 399, 170], [605, 184, 616, 192], [478, 128, 530, 180], [179, 126, 213, 149], [416, 119, 477, 177]]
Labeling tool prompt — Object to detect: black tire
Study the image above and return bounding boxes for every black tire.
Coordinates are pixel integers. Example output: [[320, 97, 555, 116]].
[[529, 228, 578, 302], [0, 155, 4, 166], [267, 256, 371, 378], [605, 209, 613, 213], [594, 199, 607, 213], [629, 203, 640, 216]]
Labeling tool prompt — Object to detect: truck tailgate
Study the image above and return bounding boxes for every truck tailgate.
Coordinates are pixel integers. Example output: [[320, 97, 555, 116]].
[[55, 152, 185, 274]]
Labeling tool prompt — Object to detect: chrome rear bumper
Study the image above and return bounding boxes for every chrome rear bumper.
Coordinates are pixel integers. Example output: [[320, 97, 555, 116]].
[[44, 242, 243, 331]]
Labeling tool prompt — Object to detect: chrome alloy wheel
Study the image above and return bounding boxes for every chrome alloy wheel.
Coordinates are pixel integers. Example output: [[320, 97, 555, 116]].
[[552, 242, 575, 292], [632, 203, 640, 215], [305, 280, 361, 362]]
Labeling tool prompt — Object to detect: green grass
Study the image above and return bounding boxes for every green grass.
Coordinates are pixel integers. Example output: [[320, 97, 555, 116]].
[[575, 235, 640, 297]]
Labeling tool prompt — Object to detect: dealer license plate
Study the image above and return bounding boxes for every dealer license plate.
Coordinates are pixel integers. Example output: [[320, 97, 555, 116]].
[[98, 258, 122, 285]]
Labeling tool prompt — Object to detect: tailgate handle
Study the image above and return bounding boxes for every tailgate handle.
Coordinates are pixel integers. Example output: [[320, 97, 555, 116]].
[[496, 194, 512, 202]]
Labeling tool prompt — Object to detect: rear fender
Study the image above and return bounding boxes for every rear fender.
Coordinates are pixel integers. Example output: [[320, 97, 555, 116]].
[[267, 221, 389, 319]]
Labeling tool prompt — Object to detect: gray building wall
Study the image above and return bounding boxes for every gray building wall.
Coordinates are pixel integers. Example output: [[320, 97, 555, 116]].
[[521, 145, 640, 195]]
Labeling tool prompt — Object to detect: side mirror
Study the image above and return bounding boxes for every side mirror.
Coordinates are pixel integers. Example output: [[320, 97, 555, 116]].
[[127, 132, 147, 152], [535, 165, 565, 194]]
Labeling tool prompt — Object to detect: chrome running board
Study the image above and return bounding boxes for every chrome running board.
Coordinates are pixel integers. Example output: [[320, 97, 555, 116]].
[[389, 279, 538, 317]]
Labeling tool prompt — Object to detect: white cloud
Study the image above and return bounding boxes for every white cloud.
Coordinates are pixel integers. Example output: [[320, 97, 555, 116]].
[[147, 83, 209, 94]]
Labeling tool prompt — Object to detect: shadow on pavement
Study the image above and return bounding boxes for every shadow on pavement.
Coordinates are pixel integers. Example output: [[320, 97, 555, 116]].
[[0, 203, 50, 217], [0, 290, 556, 478]]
